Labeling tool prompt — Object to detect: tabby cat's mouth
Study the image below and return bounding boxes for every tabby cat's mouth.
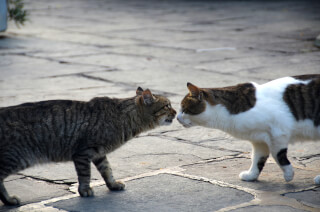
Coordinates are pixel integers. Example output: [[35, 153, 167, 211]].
[[165, 119, 173, 123]]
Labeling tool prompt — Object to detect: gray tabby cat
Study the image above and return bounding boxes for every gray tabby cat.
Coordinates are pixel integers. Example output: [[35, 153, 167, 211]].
[[0, 87, 176, 206]]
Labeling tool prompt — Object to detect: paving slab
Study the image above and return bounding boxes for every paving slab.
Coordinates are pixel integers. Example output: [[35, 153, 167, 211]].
[[183, 157, 319, 193], [19, 134, 233, 185], [284, 187, 320, 208], [0, 177, 71, 209], [47, 174, 254, 212], [231, 205, 309, 212]]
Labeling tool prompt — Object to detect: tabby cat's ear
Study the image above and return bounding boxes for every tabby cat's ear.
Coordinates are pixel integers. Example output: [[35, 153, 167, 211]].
[[142, 89, 154, 105], [136, 87, 144, 95], [187, 82, 201, 100]]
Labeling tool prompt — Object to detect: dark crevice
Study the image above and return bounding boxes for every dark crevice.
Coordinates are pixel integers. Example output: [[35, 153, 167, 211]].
[[122, 152, 203, 160], [142, 133, 243, 154], [16, 173, 75, 186], [138, 43, 194, 52], [39, 70, 118, 79], [297, 154, 320, 160], [191, 15, 252, 25], [1, 52, 117, 69], [180, 155, 246, 168], [38, 72, 178, 97]]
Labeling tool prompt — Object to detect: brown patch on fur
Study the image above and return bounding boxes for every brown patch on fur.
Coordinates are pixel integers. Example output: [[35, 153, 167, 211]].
[[181, 93, 206, 115], [283, 76, 320, 126], [181, 83, 256, 115], [203, 83, 256, 114], [187, 82, 201, 98], [292, 74, 320, 81]]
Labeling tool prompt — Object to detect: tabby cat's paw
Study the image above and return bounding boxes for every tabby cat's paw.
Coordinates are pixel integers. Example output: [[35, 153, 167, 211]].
[[79, 187, 94, 197], [314, 175, 320, 184], [239, 171, 259, 181], [107, 181, 125, 191], [3, 196, 20, 206]]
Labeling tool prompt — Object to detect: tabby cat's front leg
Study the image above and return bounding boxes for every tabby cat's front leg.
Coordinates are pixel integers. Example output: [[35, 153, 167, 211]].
[[73, 153, 94, 197], [240, 142, 269, 182], [93, 156, 125, 191]]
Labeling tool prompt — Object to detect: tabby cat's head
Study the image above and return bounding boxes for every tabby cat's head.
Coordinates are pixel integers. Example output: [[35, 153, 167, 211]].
[[177, 83, 208, 128], [136, 87, 176, 126]]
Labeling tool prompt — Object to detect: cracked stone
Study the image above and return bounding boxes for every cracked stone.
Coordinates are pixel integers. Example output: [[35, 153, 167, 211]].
[[0, 55, 109, 81], [47, 174, 253, 212], [107, 135, 233, 179], [231, 205, 309, 212], [0, 74, 125, 107], [289, 142, 320, 159], [183, 157, 319, 193], [0, 177, 71, 207], [284, 187, 320, 208], [148, 126, 251, 154], [16, 134, 232, 186], [19, 162, 102, 185]]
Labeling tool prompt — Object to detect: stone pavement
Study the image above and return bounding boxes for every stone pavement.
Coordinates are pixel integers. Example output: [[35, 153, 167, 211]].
[[0, 0, 320, 211]]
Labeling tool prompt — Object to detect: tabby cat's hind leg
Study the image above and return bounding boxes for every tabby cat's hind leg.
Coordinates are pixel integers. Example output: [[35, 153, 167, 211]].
[[0, 180, 20, 206], [239, 142, 269, 182], [73, 153, 94, 197]]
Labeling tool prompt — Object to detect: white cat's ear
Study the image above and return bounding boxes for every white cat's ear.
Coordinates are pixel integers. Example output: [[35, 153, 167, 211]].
[[187, 82, 201, 100], [136, 87, 144, 95], [142, 89, 154, 105]]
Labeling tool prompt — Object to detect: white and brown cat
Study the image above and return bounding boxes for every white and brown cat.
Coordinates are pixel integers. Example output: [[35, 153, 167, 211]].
[[177, 74, 320, 184]]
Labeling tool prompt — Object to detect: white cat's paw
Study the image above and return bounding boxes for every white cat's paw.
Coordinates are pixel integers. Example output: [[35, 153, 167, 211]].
[[282, 165, 294, 182], [314, 175, 320, 185], [239, 171, 259, 181]]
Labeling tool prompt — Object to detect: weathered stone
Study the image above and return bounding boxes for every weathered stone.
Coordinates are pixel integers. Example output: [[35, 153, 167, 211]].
[[0, 177, 70, 207], [47, 174, 253, 212], [284, 187, 320, 208], [232, 205, 309, 212], [183, 157, 319, 192]]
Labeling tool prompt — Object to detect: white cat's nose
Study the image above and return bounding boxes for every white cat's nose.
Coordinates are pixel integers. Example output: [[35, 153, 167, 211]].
[[177, 112, 183, 122]]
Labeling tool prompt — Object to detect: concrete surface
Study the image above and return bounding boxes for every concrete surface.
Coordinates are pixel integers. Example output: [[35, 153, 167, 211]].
[[0, 0, 319, 211]]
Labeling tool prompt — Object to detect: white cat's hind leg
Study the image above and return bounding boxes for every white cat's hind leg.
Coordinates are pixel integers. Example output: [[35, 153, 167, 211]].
[[239, 142, 269, 182], [314, 175, 320, 184], [270, 137, 294, 182]]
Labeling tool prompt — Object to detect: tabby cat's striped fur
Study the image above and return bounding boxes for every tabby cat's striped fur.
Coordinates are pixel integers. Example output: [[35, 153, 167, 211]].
[[0, 87, 176, 205]]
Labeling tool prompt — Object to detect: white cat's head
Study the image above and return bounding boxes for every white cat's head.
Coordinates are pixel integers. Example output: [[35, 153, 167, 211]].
[[177, 82, 256, 129], [177, 82, 212, 128]]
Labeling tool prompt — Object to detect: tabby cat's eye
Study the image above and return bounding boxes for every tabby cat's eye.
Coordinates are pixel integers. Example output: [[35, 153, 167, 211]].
[[164, 104, 171, 109]]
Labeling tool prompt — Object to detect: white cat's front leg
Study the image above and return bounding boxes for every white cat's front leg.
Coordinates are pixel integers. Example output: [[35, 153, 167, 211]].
[[240, 142, 269, 182]]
